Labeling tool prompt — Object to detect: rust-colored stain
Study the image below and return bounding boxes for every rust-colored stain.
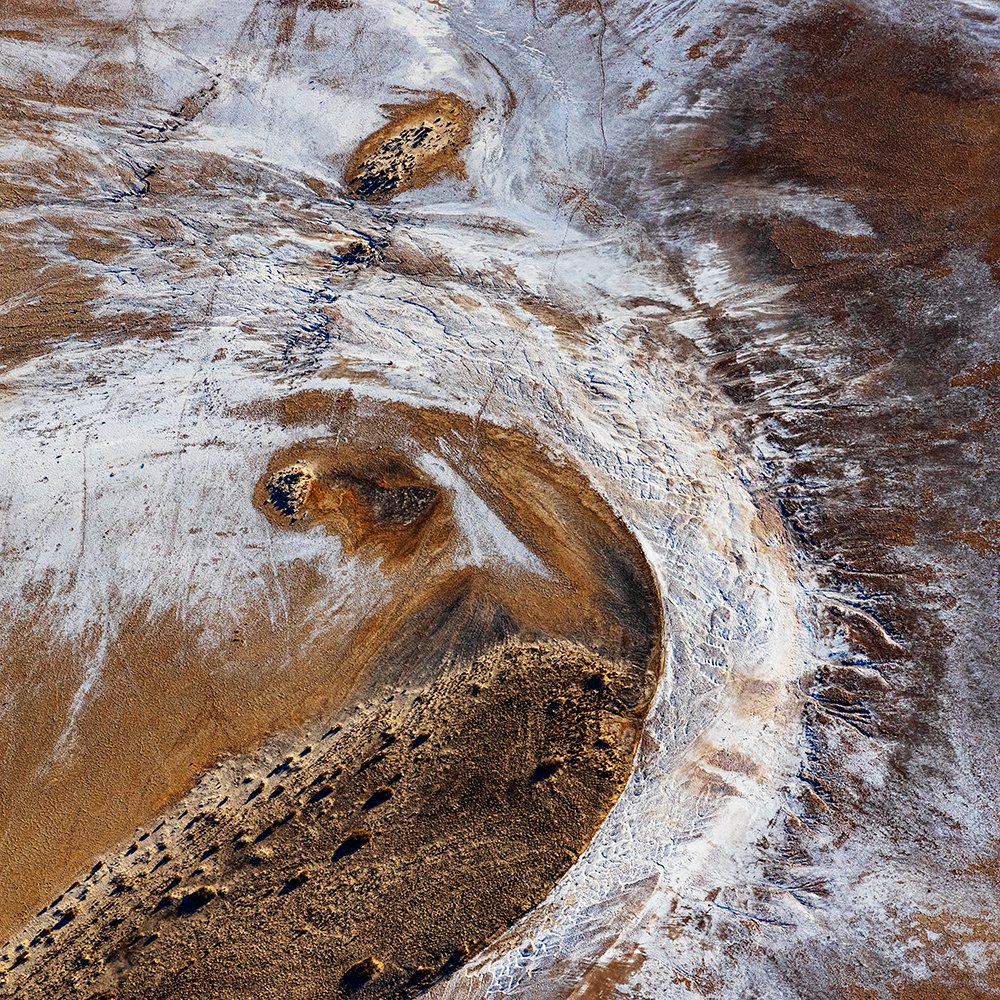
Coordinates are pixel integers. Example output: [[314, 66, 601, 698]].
[[620, 79, 655, 110], [686, 27, 721, 60], [520, 294, 595, 345], [950, 519, 1000, 555], [569, 947, 647, 997]]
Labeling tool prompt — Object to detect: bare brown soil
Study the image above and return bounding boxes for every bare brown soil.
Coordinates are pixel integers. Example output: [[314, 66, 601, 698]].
[[0, 393, 662, 995], [3, 638, 651, 998], [733, 3, 1000, 285], [0, 225, 169, 374], [344, 94, 476, 203]]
